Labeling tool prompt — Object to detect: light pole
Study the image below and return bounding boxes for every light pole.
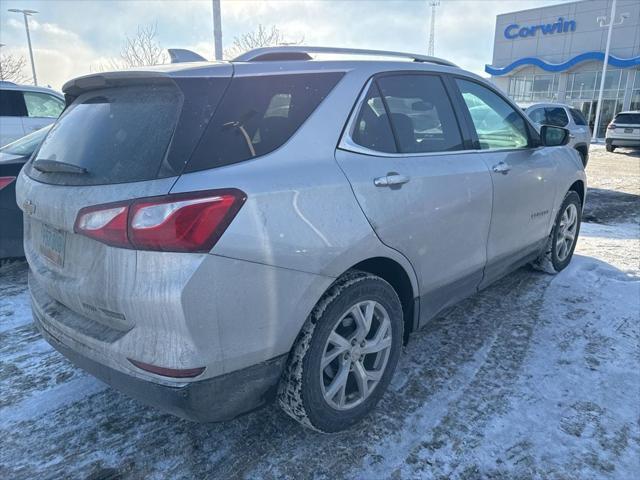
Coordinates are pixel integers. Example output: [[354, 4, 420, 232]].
[[427, 1, 439, 57], [212, 0, 222, 60], [591, 0, 628, 141], [8, 8, 38, 85]]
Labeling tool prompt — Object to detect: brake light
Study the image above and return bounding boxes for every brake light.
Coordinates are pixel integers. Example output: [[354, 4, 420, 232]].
[[74, 189, 246, 252], [0, 176, 16, 190], [607, 123, 616, 130]]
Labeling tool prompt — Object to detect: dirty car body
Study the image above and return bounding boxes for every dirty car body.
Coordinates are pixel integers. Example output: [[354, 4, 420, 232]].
[[17, 47, 586, 427]]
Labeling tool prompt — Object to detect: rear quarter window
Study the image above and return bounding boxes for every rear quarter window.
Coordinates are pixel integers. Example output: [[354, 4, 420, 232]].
[[23, 92, 65, 118], [569, 108, 587, 126], [185, 72, 344, 172]]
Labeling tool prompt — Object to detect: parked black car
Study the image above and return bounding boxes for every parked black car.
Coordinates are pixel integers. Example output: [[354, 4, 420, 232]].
[[0, 126, 50, 259]]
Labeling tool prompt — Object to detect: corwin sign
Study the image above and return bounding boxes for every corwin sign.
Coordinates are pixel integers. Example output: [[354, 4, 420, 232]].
[[504, 17, 576, 39]]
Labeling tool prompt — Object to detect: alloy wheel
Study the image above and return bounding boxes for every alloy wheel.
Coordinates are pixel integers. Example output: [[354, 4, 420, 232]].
[[557, 203, 578, 262], [320, 300, 393, 410]]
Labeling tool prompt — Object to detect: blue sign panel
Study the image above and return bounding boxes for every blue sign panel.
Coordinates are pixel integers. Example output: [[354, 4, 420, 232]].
[[504, 17, 576, 39], [485, 52, 640, 76]]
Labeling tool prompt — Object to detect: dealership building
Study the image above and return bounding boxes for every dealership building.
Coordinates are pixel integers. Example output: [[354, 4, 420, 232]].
[[487, 0, 639, 137]]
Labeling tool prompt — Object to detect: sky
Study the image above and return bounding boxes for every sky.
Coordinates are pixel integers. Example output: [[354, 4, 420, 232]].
[[0, 0, 572, 90]]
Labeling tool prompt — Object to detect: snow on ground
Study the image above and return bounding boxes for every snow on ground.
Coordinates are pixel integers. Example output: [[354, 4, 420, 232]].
[[0, 148, 638, 479]]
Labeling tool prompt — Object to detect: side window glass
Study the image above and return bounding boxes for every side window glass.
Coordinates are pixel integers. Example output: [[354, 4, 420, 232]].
[[351, 83, 397, 153], [456, 78, 529, 150], [376, 75, 463, 153], [187, 72, 344, 171], [0, 90, 28, 117], [23, 92, 64, 118], [544, 107, 569, 127], [528, 108, 546, 124]]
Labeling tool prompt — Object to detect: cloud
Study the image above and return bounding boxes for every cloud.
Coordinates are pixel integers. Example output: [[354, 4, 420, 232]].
[[0, 0, 572, 89]]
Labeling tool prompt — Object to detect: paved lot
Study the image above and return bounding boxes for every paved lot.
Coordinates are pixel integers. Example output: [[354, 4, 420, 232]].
[[1, 146, 639, 479]]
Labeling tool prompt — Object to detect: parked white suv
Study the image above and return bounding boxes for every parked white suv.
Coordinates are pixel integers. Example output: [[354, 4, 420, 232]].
[[525, 103, 591, 167], [605, 111, 640, 152], [0, 81, 65, 147]]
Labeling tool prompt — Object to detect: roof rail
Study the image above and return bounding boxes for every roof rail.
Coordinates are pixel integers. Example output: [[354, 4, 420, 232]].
[[233, 46, 458, 67], [168, 48, 207, 63]]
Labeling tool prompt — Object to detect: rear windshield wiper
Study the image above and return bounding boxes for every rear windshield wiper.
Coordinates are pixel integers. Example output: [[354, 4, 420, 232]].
[[33, 159, 88, 174]]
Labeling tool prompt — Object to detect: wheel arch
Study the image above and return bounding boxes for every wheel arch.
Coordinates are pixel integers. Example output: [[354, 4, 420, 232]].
[[347, 256, 418, 344], [573, 143, 589, 166], [569, 179, 585, 206]]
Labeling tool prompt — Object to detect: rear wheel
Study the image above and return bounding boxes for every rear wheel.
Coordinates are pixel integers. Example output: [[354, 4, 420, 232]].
[[606, 143, 615, 152], [533, 191, 582, 274], [278, 271, 403, 432]]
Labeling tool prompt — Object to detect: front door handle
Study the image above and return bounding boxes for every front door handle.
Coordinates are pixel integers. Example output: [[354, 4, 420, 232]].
[[492, 162, 511, 175], [374, 173, 410, 187]]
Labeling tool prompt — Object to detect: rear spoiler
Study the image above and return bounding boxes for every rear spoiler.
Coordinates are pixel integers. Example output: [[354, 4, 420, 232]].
[[62, 71, 174, 104]]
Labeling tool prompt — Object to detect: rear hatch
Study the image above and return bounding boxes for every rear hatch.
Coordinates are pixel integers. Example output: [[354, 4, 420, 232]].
[[17, 65, 233, 330], [608, 113, 640, 139]]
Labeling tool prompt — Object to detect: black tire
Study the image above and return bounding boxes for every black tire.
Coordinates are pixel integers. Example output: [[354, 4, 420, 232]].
[[533, 191, 582, 274], [606, 143, 615, 152], [278, 271, 403, 433]]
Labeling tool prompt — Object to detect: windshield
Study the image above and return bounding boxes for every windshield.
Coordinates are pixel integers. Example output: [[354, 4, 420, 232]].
[[0, 125, 51, 156]]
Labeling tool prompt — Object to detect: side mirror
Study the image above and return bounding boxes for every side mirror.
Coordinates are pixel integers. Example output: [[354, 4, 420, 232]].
[[540, 125, 569, 147]]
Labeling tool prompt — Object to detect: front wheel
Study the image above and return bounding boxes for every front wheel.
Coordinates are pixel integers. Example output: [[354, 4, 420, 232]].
[[533, 191, 582, 274], [278, 271, 403, 433]]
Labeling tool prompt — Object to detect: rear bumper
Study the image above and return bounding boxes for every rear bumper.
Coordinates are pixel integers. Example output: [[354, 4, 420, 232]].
[[35, 307, 287, 422], [606, 137, 640, 147]]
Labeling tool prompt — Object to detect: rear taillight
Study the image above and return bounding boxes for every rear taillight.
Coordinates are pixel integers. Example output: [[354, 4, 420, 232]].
[[0, 176, 16, 190], [74, 189, 246, 252], [75, 203, 129, 248], [607, 123, 616, 130]]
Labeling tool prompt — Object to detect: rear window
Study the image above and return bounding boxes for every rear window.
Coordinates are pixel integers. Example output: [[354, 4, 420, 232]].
[[614, 113, 640, 125], [185, 72, 344, 172], [27, 85, 182, 186], [569, 108, 587, 126]]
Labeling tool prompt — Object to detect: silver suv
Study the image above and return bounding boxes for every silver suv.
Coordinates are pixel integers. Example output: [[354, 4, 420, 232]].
[[525, 103, 591, 167], [17, 47, 586, 432]]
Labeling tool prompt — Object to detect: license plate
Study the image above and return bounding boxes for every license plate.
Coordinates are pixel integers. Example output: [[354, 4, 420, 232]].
[[624, 128, 633, 133], [40, 224, 66, 267]]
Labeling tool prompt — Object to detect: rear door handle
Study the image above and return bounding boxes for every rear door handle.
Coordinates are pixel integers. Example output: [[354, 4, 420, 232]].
[[374, 173, 410, 187], [492, 162, 511, 175]]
